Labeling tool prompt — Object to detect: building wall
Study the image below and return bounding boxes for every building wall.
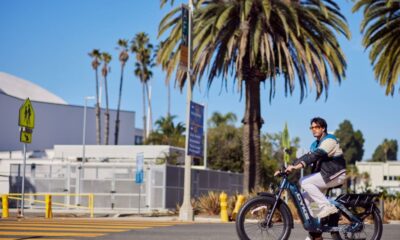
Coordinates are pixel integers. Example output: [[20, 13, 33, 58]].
[[356, 161, 400, 193], [0, 92, 137, 151]]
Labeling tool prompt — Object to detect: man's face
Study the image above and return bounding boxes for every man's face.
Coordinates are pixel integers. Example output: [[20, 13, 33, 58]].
[[310, 122, 325, 139]]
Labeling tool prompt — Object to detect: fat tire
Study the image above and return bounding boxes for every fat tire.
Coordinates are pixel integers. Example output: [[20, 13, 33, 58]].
[[236, 196, 292, 240], [330, 208, 382, 240]]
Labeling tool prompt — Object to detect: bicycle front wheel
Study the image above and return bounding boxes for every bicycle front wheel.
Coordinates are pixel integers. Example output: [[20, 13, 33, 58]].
[[236, 196, 292, 240]]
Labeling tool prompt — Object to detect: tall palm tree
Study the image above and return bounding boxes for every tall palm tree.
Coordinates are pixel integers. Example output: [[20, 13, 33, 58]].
[[131, 32, 155, 141], [158, 0, 350, 193], [353, 0, 400, 95], [101, 52, 112, 145], [114, 39, 130, 145], [88, 49, 102, 145]]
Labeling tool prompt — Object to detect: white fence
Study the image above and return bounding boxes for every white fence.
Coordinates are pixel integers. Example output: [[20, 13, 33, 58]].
[[8, 162, 243, 212]]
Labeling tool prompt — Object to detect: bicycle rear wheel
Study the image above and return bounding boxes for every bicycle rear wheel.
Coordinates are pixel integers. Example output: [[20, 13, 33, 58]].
[[331, 207, 382, 240], [236, 196, 292, 240]]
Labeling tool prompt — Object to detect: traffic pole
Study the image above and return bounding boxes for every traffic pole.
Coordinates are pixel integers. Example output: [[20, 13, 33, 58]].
[[20, 142, 27, 217]]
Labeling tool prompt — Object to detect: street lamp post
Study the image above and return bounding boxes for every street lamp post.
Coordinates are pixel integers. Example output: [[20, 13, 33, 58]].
[[76, 96, 95, 205]]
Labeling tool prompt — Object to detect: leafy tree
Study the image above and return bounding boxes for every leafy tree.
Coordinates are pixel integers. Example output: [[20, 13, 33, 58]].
[[334, 120, 365, 164], [88, 49, 102, 145], [114, 39, 130, 145], [371, 139, 398, 162], [101, 52, 112, 145], [158, 0, 349, 193], [131, 33, 155, 141], [353, 1, 400, 95], [145, 115, 185, 147], [260, 132, 300, 187], [207, 112, 242, 172]]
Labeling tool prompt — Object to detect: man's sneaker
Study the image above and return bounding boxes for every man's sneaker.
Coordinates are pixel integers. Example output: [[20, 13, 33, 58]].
[[317, 204, 338, 218]]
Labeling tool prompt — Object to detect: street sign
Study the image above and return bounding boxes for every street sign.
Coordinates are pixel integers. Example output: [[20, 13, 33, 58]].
[[20, 129, 32, 143], [135, 153, 144, 184], [18, 98, 36, 217], [188, 101, 204, 157], [19, 98, 35, 129]]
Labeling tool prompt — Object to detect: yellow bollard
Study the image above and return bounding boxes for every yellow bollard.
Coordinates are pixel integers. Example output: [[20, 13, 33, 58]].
[[2, 194, 9, 218], [219, 192, 229, 222], [231, 195, 245, 221], [45, 194, 53, 219], [89, 194, 94, 218]]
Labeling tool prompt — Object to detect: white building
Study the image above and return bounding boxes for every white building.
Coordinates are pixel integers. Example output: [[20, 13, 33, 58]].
[[356, 161, 400, 193], [0, 72, 143, 151]]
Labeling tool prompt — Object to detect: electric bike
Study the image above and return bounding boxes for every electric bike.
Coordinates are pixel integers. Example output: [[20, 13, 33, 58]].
[[236, 168, 383, 240]]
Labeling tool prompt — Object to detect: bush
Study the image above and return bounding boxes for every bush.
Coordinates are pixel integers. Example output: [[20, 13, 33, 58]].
[[384, 198, 400, 221], [196, 191, 221, 215]]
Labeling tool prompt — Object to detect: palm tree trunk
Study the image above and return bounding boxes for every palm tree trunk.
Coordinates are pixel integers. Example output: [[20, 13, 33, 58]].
[[114, 64, 125, 145], [95, 69, 101, 145], [142, 82, 147, 142], [242, 78, 263, 194], [167, 81, 171, 117], [104, 75, 110, 145]]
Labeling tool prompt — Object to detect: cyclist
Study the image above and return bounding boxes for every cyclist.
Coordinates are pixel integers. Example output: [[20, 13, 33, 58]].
[[275, 117, 346, 240]]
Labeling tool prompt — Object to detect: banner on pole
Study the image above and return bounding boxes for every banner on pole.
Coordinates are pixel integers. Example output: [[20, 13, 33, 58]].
[[180, 4, 190, 69], [135, 153, 144, 184], [188, 101, 204, 157]]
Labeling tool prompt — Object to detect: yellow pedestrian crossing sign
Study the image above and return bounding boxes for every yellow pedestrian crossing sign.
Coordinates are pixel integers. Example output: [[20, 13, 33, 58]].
[[19, 98, 35, 128]]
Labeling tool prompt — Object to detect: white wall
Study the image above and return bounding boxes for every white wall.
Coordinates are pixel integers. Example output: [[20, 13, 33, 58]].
[[356, 161, 400, 193], [0, 92, 137, 151]]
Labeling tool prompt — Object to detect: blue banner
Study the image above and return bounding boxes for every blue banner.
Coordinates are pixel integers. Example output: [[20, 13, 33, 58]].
[[188, 101, 204, 157], [135, 153, 144, 184]]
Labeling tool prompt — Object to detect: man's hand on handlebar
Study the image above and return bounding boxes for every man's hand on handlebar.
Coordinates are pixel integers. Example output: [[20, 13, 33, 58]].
[[274, 163, 303, 177]]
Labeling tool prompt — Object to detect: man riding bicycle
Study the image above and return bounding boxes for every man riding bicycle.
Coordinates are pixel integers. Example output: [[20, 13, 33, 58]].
[[275, 117, 347, 240]]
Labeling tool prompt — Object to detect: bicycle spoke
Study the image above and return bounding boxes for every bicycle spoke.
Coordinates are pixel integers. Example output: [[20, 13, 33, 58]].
[[238, 198, 289, 240]]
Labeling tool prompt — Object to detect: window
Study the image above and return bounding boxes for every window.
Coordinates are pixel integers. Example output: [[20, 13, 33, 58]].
[[384, 176, 387, 181], [135, 136, 143, 145]]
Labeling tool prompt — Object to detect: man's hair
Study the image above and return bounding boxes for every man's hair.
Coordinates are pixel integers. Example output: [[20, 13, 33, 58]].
[[311, 117, 328, 133]]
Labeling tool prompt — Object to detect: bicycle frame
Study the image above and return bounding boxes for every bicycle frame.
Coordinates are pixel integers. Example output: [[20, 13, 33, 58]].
[[266, 175, 363, 233]]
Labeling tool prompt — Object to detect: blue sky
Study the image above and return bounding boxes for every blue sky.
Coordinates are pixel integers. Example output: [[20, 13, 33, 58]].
[[0, 0, 398, 160]]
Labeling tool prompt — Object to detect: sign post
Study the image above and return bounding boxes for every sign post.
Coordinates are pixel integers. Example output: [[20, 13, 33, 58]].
[[18, 98, 35, 217], [135, 153, 144, 214], [179, 1, 195, 221]]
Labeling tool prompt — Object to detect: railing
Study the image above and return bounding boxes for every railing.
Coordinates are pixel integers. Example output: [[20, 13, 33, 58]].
[[1, 193, 94, 218]]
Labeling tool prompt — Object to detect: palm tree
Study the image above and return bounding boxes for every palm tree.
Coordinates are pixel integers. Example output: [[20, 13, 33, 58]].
[[353, 0, 400, 95], [131, 32, 155, 141], [101, 52, 112, 145], [146, 115, 186, 147], [88, 49, 102, 145], [114, 39, 130, 145], [207, 112, 237, 128], [158, 0, 349, 193]]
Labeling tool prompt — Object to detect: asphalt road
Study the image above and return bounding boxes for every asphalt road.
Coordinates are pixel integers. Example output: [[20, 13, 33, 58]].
[[95, 222, 399, 240], [0, 218, 398, 240]]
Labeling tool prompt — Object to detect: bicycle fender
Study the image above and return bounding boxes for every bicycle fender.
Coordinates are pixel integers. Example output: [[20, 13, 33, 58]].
[[257, 192, 294, 228]]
